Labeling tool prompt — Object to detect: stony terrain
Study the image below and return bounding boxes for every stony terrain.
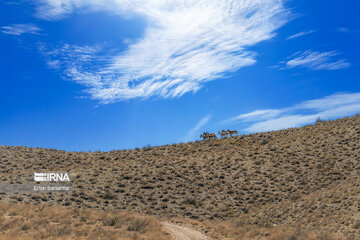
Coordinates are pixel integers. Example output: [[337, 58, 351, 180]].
[[0, 115, 360, 239]]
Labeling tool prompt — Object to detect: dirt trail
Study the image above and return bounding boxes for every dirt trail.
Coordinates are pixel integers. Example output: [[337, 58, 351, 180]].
[[162, 222, 210, 240]]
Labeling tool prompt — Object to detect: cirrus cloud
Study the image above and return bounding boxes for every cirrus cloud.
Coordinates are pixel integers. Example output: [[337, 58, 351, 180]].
[[1, 23, 41, 35], [182, 114, 212, 142], [224, 92, 360, 133], [286, 30, 314, 40], [35, 0, 290, 103], [284, 50, 351, 70]]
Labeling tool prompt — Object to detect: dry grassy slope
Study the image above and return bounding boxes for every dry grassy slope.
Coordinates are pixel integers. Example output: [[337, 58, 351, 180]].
[[0, 115, 360, 237], [0, 202, 170, 240]]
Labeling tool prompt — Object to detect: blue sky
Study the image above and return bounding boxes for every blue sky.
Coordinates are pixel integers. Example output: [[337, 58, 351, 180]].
[[1, 0, 359, 151]]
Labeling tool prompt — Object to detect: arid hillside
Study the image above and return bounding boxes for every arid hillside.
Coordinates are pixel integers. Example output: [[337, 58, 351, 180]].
[[0, 202, 169, 240], [0, 115, 360, 239]]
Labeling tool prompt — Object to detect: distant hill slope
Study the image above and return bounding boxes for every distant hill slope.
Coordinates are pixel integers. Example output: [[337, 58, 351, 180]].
[[0, 115, 359, 238]]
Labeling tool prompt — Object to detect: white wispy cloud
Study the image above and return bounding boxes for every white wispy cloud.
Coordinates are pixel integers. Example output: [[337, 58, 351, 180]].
[[1, 23, 41, 35], [284, 50, 351, 70], [35, 0, 290, 103], [337, 27, 350, 33], [224, 92, 360, 132], [39, 43, 109, 87], [336, 27, 359, 33], [286, 30, 314, 40], [223, 109, 283, 123], [46, 60, 61, 69], [182, 114, 212, 142]]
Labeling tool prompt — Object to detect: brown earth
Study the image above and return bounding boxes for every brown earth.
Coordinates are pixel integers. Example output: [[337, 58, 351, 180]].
[[0, 115, 360, 239]]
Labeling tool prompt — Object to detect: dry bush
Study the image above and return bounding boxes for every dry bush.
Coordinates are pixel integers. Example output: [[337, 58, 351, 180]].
[[352, 220, 360, 230], [127, 218, 150, 233]]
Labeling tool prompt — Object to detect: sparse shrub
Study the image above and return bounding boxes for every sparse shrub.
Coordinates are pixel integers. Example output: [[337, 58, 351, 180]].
[[20, 223, 31, 231], [254, 160, 262, 165], [103, 191, 116, 200], [183, 196, 203, 206], [54, 225, 71, 237], [220, 144, 230, 151], [103, 216, 120, 227], [184, 196, 197, 205], [289, 193, 302, 201], [316, 231, 335, 240], [127, 218, 149, 233], [315, 117, 323, 124], [143, 144, 152, 151], [353, 220, 360, 229]]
